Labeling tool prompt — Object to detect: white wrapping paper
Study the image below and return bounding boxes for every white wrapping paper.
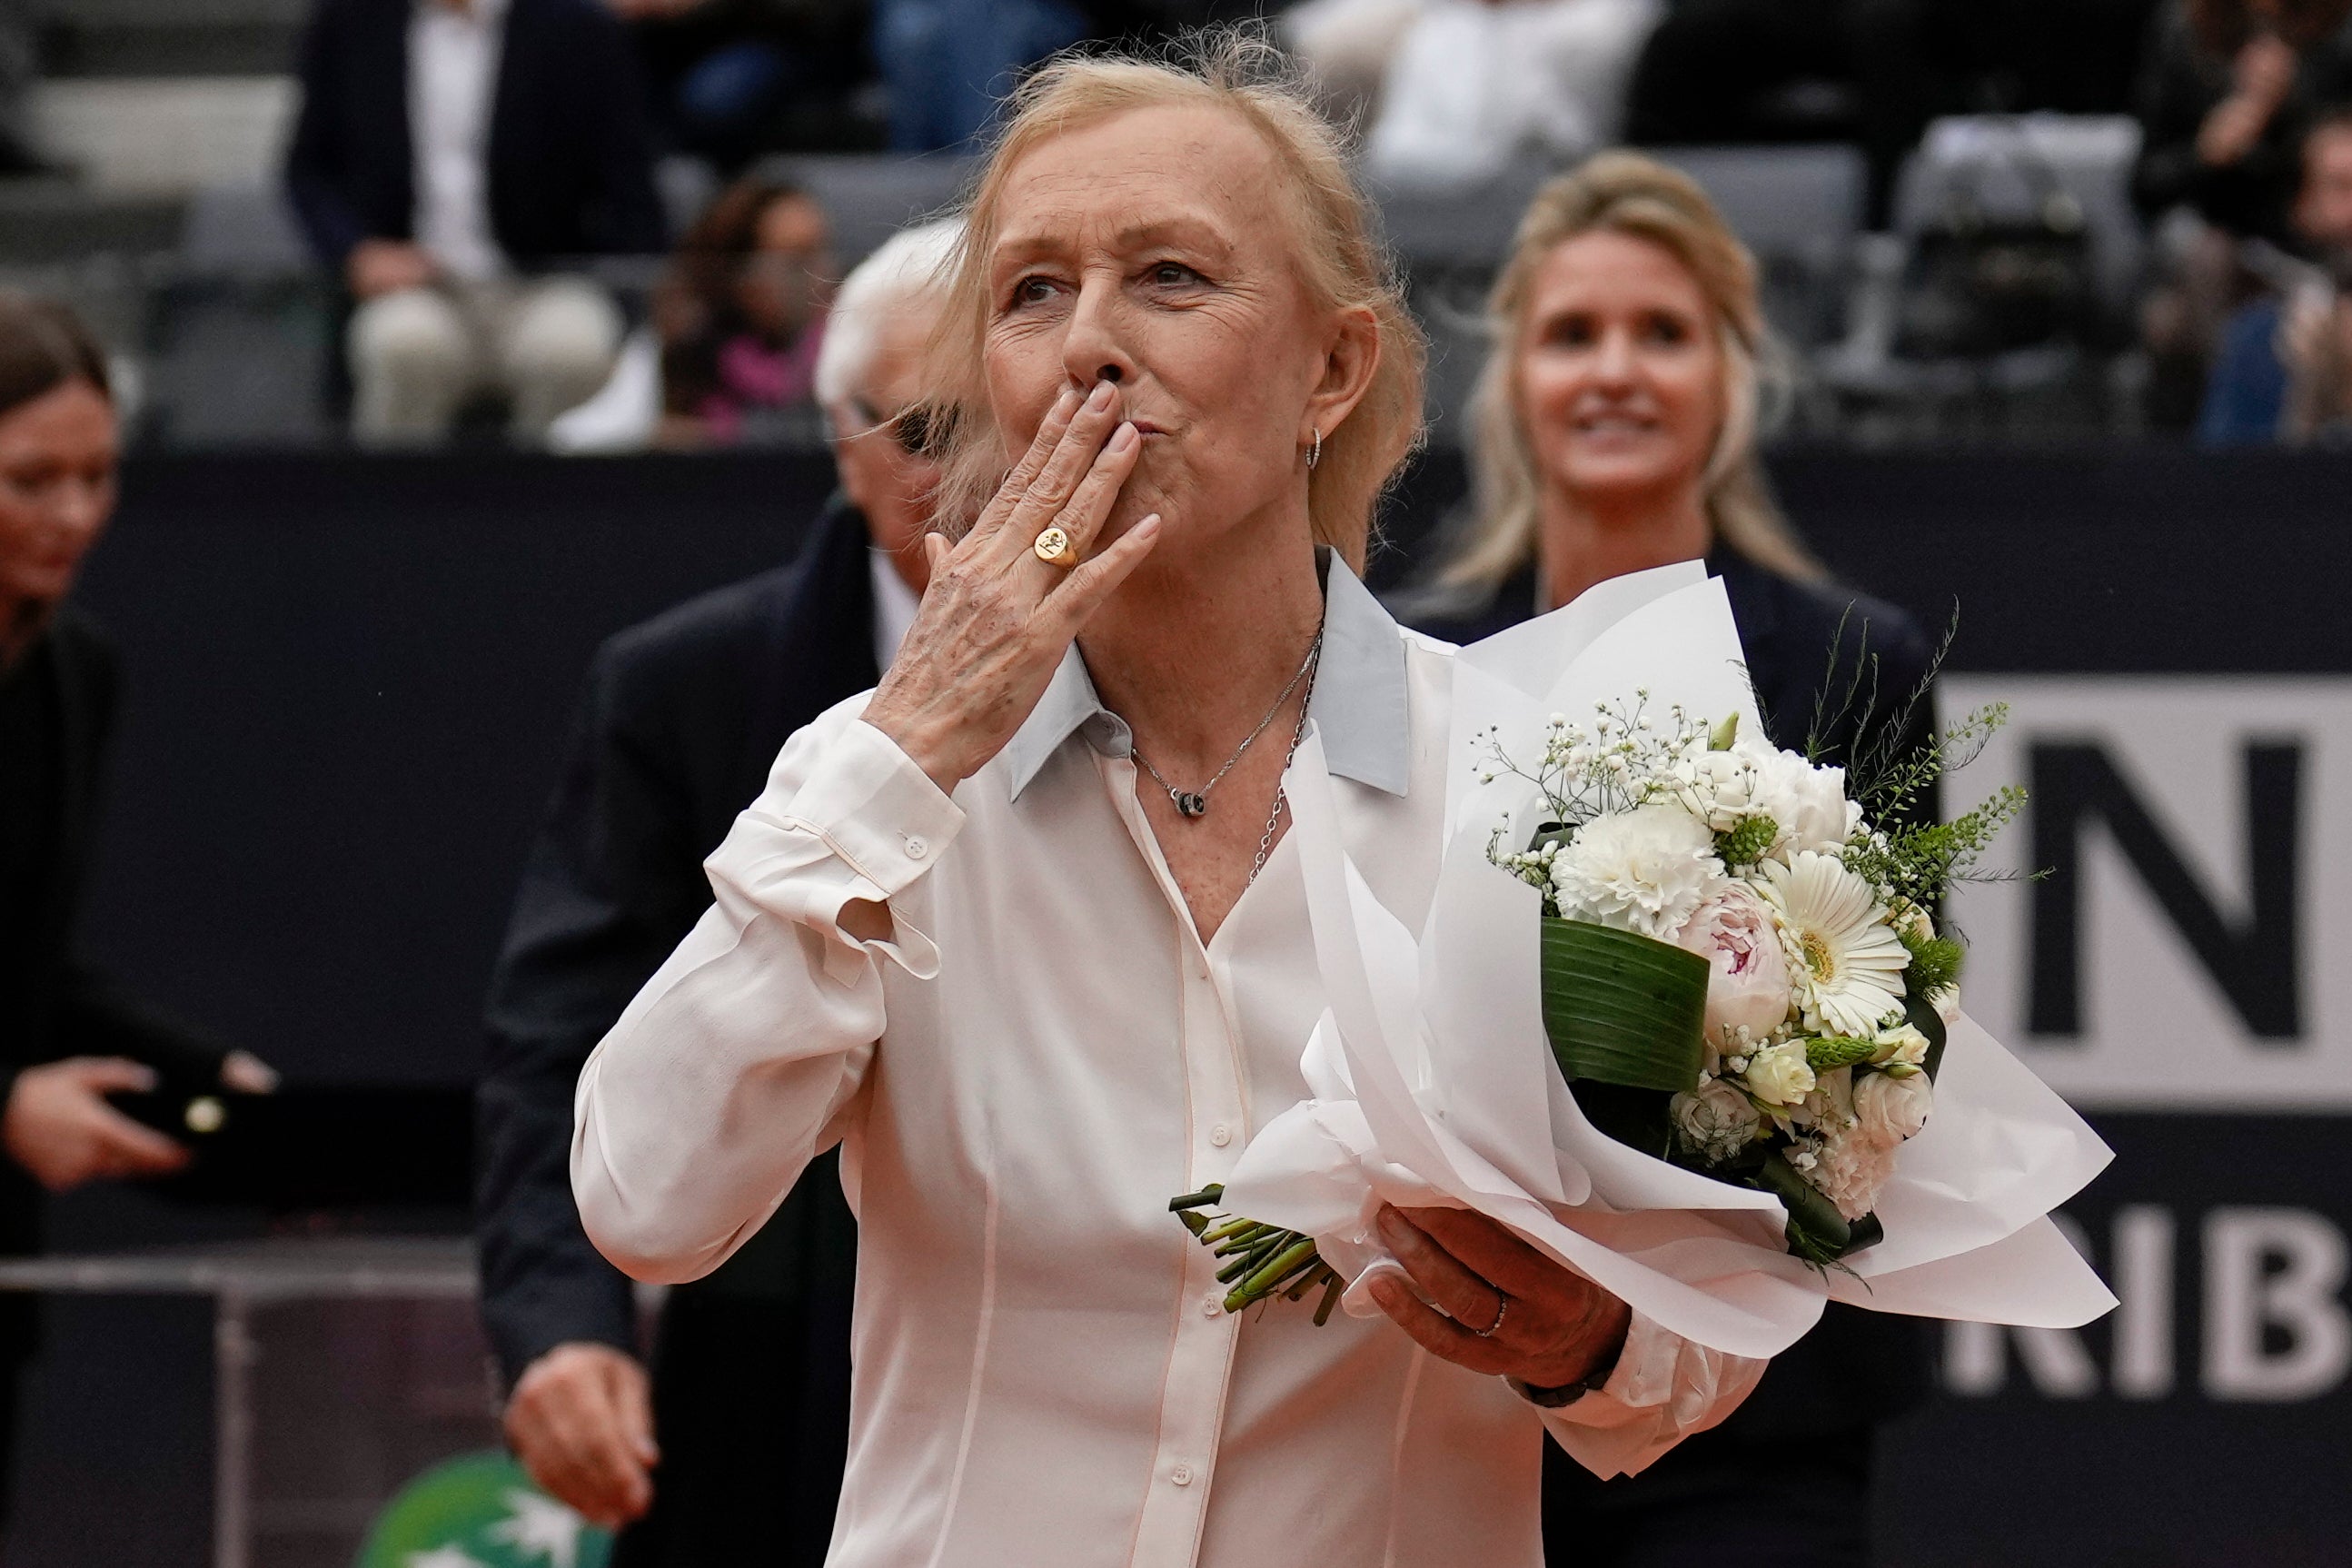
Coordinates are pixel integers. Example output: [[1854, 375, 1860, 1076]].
[[1221, 565, 2117, 1357]]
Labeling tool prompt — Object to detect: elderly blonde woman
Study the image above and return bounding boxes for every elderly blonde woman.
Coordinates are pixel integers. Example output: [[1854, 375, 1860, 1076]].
[[1401, 153, 1935, 1568], [572, 45, 1759, 1565]]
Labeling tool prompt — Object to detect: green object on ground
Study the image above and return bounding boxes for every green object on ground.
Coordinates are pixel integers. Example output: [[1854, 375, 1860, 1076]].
[[353, 1450, 612, 1568]]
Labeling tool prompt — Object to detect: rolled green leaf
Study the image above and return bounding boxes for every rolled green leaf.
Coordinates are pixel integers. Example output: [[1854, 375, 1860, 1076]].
[[1539, 918, 1710, 1094], [1756, 1150, 1851, 1260]]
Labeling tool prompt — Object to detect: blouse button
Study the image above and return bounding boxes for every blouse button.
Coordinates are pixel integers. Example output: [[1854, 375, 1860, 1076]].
[[1171, 1464, 1195, 1487], [1202, 1292, 1221, 1317], [1208, 1124, 1232, 1147], [903, 836, 928, 859]]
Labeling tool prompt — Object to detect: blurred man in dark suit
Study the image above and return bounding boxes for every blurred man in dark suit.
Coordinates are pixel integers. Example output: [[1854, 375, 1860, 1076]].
[[474, 219, 957, 1565], [0, 293, 275, 1530], [284, 0, 668, 443]]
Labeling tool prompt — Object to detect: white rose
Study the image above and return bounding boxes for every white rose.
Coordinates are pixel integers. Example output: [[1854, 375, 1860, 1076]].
[[1742, 1039, 1817, 1107], [1681, 749, 1757, 833], [1549, 803, 1726, 941], [1872, 1021, 1931, 1067], [1933, 983, 1962, 1028], [1675, 883, 1793, 1045], [1672, 1077, 1763, 1163], [1736, 739, 1861, 858], [1853, 1068, 1934, 1147]]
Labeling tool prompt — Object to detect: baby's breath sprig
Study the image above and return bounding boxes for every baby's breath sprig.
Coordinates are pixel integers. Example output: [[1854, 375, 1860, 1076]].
[[1468, 690, 1716, 853]]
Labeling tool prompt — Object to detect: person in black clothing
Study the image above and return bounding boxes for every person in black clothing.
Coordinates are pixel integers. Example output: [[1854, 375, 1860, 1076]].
[[1398, 156, 1933, 1568], [0, 293, 275, 1529], [283, 0, 668, 443], [474, 220, 956, 1563], [2132, 0, 2352, 245]]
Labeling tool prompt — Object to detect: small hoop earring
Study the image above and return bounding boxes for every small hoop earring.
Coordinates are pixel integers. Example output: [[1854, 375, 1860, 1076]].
[[1306, 426, 1322, 471]]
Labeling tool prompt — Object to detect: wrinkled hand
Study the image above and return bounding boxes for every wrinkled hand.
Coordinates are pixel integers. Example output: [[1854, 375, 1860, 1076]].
[[1366, 1205, 1632, 1393], [860, 379, 1158, 795], [3, 1057, 192, 1192], [345, 239, 438, 300], [505, 1342, 659, 1530]]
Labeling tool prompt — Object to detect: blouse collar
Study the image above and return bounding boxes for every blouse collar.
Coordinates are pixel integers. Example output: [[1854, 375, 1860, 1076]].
[[1001, 549, 1412, 801]]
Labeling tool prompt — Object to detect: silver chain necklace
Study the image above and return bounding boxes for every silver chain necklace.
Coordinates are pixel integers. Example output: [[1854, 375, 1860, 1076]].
[[1247, 655, 1322, 880], [1130, 629, 1324, 822]]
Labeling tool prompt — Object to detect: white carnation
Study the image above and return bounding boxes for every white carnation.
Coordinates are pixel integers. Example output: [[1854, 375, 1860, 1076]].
[[1549, 804, 1726, 941], [1811, 1123, 1900, 1221]]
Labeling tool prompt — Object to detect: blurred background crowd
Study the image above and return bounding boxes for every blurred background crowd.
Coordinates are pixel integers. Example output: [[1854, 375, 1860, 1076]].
[[11, 0, 2352, 449], [0, 4, 2346, 1568]]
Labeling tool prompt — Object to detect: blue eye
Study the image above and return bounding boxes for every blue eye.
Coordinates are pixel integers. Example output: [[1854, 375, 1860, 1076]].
[[1150, 263, 1201, 287]]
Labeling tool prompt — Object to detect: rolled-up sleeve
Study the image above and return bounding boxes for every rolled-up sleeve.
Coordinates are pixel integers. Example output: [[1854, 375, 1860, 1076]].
[[571, 710, 962, 1284], [1534, 1312, 1770, 1479]]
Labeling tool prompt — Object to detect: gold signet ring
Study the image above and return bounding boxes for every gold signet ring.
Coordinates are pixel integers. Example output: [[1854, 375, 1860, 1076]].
[[1033, 525, 1078, 568]]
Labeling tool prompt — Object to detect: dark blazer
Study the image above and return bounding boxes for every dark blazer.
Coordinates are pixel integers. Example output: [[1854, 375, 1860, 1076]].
[[475, 494, 877, 1565], [284, 0, 667, 273], [0, 610, 231, 1265], [1404, 550, 1939, 1563]]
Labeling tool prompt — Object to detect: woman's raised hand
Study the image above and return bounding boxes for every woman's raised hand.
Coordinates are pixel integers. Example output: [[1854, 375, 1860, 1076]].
[[862, 379, 1159, 794]]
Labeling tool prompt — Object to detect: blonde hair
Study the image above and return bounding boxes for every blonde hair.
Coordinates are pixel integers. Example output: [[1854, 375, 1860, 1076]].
[[1434, 151, 1820, 598], [922, 30, 1426, 573]]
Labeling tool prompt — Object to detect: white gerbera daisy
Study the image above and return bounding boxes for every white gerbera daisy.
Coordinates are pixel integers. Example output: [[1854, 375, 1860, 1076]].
[[1759, 850, 1909, 1037]]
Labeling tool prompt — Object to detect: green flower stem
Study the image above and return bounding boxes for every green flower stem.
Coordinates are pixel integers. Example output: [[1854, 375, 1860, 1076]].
[[1169, 1186, 1226, 1212], [1217, 1235, 1287, 1285], [1198, 1216, 1258, 1246], [1313, 1270, 1346, 1326], [1232, 1237, 1320, 1306], [1212, 1225, 1275, 1256]]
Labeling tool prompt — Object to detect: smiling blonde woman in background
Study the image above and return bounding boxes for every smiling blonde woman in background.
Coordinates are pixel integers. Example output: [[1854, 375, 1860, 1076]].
[[572, 41, 1762, 1568], [1403, 153, 1937, 1568]]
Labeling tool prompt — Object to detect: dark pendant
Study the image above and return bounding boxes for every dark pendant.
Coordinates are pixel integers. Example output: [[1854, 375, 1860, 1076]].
[[1176, 792, 1208, 819]]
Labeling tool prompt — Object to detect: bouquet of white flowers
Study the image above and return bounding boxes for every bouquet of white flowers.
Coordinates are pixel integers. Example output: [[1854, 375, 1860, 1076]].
[[1176, 563, 2113, 1358]]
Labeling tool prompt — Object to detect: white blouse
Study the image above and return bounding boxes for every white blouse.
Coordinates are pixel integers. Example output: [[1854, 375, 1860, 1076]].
[[573, 560, 1760, 1568]]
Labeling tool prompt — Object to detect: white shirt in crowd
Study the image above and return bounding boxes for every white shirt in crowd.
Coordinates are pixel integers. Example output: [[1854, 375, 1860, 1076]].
[[409, 0, 510, 283], [571, 557, 1760, 1568], [868, 548, 920, 674]]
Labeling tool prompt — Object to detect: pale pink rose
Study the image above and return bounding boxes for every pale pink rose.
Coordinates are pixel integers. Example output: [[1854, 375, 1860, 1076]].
[[1853, 1068, 1933, 1147], [1675, 883, 1793, 1044]]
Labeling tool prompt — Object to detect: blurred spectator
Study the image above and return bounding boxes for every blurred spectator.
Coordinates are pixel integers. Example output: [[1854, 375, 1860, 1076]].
[[0, 294, 276, 1526], [0, 0, 50, 177], [2134, 0, 2352, 422], [1361, 0, 1660, 189], [284, 0, 669, 445], [2133, 0, 2352, 243], [655, 177, 836, 444], [1626, 0, 2158, 225], [2202, 106, 2352, 435], [608, 0, 873, 164], [871, 0, 1088, 149], [477, 218, 956, 1565]]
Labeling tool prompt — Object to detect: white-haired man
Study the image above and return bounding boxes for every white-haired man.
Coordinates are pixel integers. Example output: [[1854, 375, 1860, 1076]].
[[474, 219, 958, 1567]]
